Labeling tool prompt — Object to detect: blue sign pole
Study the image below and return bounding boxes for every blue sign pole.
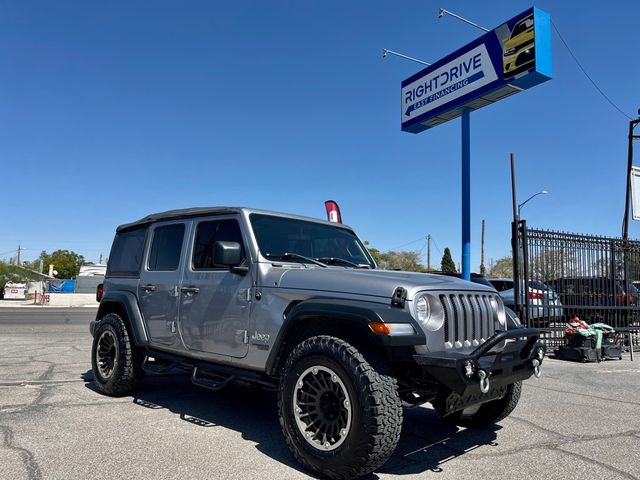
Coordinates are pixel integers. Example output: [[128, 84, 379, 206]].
[[399, 7, 552, 282], [461, 108, 471, 281]]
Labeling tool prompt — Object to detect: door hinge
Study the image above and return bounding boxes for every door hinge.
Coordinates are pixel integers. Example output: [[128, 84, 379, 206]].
[[235, 330, 249, 344], [238, 288, 252, 302]]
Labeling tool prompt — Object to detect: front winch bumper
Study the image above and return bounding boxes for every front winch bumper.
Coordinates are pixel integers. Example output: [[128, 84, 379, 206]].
[[414, 328, 544, 411]]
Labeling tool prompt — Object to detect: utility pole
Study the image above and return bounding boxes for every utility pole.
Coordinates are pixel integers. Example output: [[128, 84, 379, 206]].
[[99, 253, 103, 264], [426, 235, 431, 271], [480, 220, 486, 276], [621, 110, 640, 335], [511, 153, 521, 319], [623, 111, 640, 241], [17, 242, 22, 266]]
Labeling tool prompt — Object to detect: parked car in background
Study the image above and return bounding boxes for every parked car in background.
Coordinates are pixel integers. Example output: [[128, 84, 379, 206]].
[[435, 272, 494, 289], [488, 278, 564, 325], [547, 277, 638, 323]]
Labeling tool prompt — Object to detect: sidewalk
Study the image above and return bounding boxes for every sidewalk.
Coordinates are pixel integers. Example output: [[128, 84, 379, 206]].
[[0, 299, 98, 308]]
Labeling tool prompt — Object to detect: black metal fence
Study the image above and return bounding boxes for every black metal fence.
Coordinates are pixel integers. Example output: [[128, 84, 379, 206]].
[[513, 221, 640, 350]]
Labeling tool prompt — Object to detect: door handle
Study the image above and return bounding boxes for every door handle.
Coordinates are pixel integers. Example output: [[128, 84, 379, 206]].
[[180, 286, 200, 294], [140, 284, 157, 292]]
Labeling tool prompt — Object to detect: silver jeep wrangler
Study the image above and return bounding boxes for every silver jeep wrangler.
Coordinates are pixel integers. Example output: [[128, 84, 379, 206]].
[[90, 207, 544, 479]]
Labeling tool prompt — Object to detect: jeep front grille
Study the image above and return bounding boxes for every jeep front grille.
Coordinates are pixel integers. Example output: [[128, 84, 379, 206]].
[[439, 293, 497, 349]]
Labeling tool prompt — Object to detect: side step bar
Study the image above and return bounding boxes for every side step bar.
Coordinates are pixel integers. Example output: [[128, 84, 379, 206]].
[[191, 367, 235, 391], [143, 348, 278, 391], [142, 356, 179, 375]]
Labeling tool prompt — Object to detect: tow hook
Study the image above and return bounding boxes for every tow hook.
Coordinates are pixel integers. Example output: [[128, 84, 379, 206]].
[[477, 369, 490, 394], [532, 347, 544, 378], [532, 359, 542, 378]]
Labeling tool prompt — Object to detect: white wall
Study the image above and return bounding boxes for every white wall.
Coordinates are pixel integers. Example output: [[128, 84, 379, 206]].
[[45, 293, 98, 307]]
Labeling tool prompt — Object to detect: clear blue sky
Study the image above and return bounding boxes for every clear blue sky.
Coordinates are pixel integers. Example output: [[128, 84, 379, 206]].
[[1, 1, 639, 270]]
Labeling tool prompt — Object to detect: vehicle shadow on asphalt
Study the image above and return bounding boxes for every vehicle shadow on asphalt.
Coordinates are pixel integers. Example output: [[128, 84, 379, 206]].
[[377, 407, 501, 477], [83, 372, 500, 479], [83, 371, 311, 476]]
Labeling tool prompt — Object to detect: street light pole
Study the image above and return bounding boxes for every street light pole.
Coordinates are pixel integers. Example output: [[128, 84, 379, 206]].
[[435, 8, 488, 282], [438, 8, 489, 32], [518, 191, 549, 218], [382, 49, 431, 66], [623, 112, 640, 241], [461, 108, 471, 281]]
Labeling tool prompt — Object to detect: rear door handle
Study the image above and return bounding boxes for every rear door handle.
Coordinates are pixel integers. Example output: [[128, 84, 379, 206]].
[[180, 286, 200, 294], [140, 284, 157, 292]]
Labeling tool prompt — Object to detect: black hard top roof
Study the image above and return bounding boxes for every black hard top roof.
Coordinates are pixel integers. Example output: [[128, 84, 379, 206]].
[[116, 207, 242, 232], [115, 206, 354, 233]]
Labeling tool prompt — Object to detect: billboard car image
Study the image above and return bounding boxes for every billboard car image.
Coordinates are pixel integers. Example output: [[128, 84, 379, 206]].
[[502, 13, 535, 78]]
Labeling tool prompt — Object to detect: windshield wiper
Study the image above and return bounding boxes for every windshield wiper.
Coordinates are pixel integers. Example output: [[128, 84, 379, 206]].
[[264, 253, 328, 268], [315, 257, 371, 269]]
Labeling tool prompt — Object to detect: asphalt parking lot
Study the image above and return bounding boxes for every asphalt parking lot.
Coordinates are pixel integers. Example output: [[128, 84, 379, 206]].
[[1, 307, 639, 480]]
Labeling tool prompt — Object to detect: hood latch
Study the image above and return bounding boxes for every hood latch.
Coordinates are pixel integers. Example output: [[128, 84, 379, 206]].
[[391, 287, 407, 308]]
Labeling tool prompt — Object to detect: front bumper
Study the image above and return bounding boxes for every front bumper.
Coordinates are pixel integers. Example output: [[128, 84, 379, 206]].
[[414, 328, 544, 411]]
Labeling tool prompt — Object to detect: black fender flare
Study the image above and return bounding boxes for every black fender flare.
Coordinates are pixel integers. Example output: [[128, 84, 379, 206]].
[[92, 290, 149, 347], [265, 298, 425, 375]]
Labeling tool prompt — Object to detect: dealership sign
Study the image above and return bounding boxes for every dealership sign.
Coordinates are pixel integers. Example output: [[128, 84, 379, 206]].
[[401, 7, 552, 133]]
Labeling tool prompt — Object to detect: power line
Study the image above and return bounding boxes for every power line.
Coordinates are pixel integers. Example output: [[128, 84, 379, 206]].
[[387, 237, 425, 251], [431, 238, 443, 257], [552, 20, 632, 121]]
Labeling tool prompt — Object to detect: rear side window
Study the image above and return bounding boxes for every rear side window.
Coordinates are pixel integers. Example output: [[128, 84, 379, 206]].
[[490, 280, 513, 292], [148, 224, 185, 271], [529, 281, 548, 291], [192, 219, 245, 270], [471, 277, 494, 289], [107, 228, 147, 277]]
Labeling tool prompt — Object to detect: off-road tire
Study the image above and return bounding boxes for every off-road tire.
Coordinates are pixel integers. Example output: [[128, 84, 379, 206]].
[[278, 335, 402, 479], [91, 313, 144, 396], [444, 381, 522, 428]]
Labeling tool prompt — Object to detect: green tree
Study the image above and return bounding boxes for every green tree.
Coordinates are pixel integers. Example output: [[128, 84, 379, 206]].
[[488, 256, 513, 278], [0, 262, 38, 290], [41, 250, 86, 279], [379, 251, 424, 272], [441, 248, 457, 274], [365, 242, 424, 272], [364, 241, 383, 265]]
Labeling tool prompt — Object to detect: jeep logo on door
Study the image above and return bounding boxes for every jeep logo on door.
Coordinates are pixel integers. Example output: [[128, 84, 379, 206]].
[[251, 331, 270, 347]]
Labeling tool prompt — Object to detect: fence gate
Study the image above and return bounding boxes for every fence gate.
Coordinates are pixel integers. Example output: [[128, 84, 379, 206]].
[[513, 221, 640, 350]]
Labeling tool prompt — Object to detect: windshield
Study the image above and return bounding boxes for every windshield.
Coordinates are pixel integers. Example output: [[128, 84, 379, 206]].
[[250, 214, 375, 268], [511, 15, 533, 38]]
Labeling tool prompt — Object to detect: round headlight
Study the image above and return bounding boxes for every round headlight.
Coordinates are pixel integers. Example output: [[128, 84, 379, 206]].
[[491, 296, 507, 328], [413, 294, 445, 332], [416, 295, 430, 323], [489, 296, 498, 311]]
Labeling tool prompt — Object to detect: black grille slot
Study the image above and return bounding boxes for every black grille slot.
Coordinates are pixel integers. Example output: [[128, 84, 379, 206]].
[[440, 294, 450, 343]]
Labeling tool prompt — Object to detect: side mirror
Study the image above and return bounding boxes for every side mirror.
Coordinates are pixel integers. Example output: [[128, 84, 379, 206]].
[[214, 241, 242, 267]]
